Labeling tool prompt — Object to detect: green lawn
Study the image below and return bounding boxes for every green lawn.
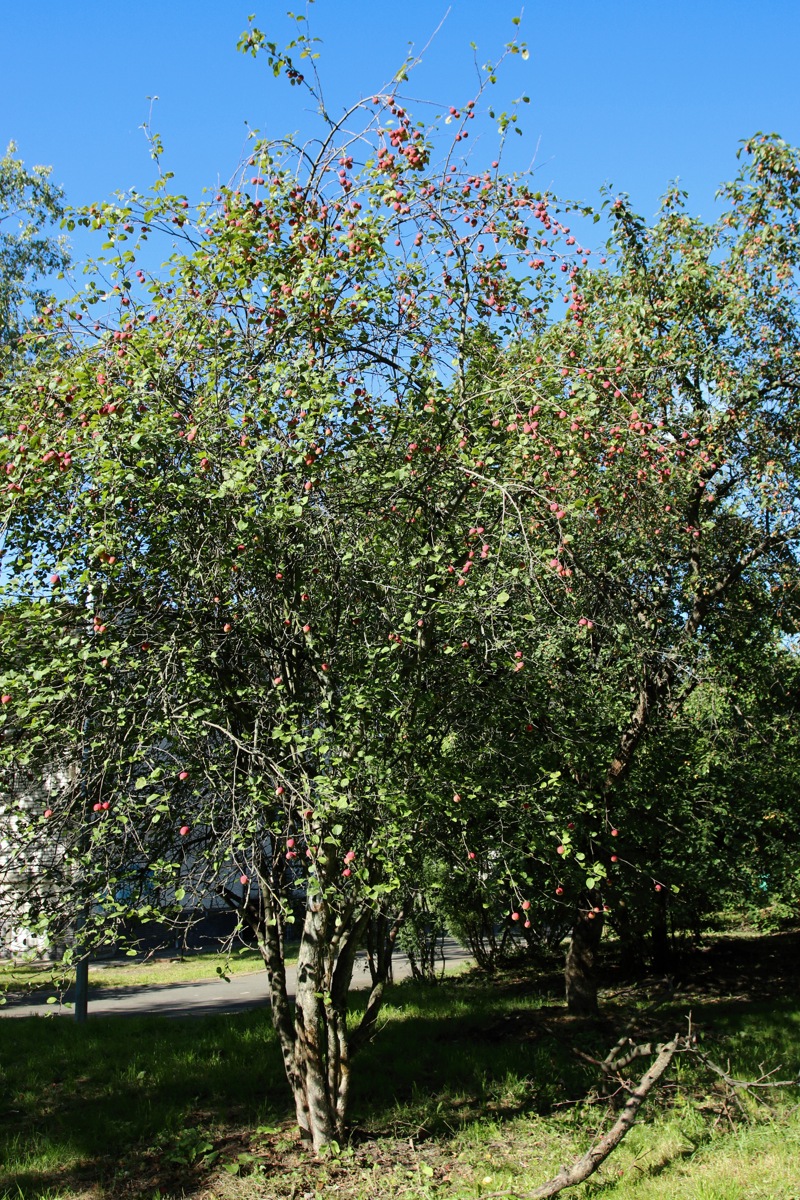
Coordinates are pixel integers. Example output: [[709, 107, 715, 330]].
[[1, 930, 799, 1199], [0, 945, 297, 1000]]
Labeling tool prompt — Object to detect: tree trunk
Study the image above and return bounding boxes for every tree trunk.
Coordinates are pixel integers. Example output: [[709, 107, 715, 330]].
[[236, 862, 397, 1153], [366, 906, 403, 987], [565, 901, 604, 1014], [288, 893, 367, 1151], [616, 903, 646, 976], [237, 873, 353, 1151], [651, 887, 671, 973]]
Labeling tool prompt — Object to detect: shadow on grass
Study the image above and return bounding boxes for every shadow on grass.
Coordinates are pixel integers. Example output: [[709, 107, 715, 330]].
[[347, 975, 598, 1140], [0, 976, 589, 1199], [2, 934, 800, 1200], [0, 1009, 287, 1199]]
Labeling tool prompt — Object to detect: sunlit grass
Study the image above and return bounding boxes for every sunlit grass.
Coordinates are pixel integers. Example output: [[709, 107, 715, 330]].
[[0, 944, 299, 999], [1, 934, 799, 1199]]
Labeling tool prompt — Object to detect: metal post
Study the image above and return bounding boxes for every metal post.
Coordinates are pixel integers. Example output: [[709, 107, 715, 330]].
[[74, 954, 88, 1022]]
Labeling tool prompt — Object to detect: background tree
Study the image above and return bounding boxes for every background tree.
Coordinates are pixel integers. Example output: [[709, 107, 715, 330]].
[[0, 142, 68, 345], [469, 137, 800, 1010]]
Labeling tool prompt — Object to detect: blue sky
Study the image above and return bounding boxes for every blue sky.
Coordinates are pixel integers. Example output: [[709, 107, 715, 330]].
[[2, 1, 799, 228]]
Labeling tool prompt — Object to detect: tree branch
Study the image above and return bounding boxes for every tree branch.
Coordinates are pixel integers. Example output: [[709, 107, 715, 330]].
[[487, 1035, 683, 1200]]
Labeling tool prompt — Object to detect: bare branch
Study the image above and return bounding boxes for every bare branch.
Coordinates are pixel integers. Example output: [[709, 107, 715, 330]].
[[487, 1035, 683, 1200]]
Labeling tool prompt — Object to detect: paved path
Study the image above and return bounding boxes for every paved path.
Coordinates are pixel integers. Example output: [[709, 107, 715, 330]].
[[1, 940, 473, 1019]]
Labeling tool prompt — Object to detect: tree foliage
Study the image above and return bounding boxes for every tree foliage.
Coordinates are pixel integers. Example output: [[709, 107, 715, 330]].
[[0, 142, 68, 344], [1, 15, 799, 1147]]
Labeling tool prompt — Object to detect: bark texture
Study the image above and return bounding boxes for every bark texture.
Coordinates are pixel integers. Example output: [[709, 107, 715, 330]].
[[234, 867, 400, 1153], [565, 903, 604, 1014], [520, 1035, 682, 1198]]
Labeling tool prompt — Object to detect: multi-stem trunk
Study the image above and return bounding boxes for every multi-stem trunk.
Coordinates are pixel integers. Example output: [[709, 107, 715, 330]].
[[243, 874, 394, 1153]]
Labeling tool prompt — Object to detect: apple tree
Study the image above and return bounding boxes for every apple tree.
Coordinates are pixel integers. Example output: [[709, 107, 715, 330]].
[[0, 23, 588, 1149], [0, 142, 69, 345], [474, 134, 800, 1010]]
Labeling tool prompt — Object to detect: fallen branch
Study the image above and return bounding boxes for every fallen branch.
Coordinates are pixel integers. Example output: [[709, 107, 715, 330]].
[[487, 1034, 683, 1200], [571, 1040, 657, 1078], [691, 1050, 797, 1093]]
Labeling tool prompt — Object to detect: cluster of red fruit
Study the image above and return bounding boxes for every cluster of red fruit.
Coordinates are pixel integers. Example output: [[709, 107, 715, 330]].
[[509, 899, 532, 928]]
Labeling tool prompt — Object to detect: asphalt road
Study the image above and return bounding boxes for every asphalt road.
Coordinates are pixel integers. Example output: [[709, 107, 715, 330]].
[[1, 939, 473, 1019]]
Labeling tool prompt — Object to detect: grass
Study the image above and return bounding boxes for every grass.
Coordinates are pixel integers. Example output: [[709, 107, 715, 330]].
[[1, 929, 799, 1199], [0, 945, 299, 1000]]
